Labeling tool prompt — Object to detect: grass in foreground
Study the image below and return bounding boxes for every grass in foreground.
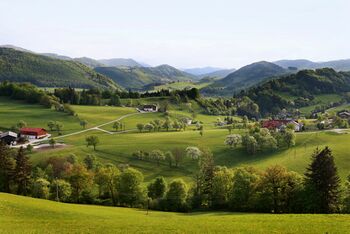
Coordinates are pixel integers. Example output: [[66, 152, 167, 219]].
[[1, 193, 349, 234]]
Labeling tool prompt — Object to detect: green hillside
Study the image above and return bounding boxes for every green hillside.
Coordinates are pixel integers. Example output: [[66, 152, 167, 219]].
[[203, 61, 287, 95], [0, 48, 121, 90], [1, 96, 350, 182], [1, 193, 349, 234], [241, 68, 350, 115], [95, 65, 195, 90]]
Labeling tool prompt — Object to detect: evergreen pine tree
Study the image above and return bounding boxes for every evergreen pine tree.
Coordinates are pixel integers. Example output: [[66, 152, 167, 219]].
[[304, 147, 341, 213], [198, 148, 215, 208], [14, 147, 31, 195], [0, 142, 15, 192]]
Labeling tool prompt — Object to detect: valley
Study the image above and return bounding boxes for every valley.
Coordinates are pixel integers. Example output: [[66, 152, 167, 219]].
[[2, 46, 350, 233]]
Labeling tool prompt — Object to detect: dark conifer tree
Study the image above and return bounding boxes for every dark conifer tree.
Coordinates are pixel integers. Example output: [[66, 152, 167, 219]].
[[14, 147, 31, 195], [198, 148, 215, 208], [304, 147, 341, 213], [0, 142, 15, 192]]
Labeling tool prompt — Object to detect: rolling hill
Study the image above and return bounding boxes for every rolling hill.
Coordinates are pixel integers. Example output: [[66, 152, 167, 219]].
[[95, 64, 195, 90], [240, 68, 350, 115], [215, 61, 286, 88], [202, 61, 287, 96], [0, 48, 121, 90]]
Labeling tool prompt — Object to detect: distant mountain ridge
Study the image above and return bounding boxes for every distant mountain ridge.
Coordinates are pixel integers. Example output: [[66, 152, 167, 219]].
[[184, 67, 223, 76], [0, 45, 149, 68], [98, 58, 143, 67], [274, 59, 350, 71], [198, 68, 237, 79]]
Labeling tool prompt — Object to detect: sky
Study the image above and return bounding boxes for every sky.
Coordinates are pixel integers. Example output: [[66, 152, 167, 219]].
[[1, 0, 350, 69]]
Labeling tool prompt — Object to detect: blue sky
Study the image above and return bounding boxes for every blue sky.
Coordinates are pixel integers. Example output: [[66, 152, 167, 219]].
[[1, 0, 349, 68]]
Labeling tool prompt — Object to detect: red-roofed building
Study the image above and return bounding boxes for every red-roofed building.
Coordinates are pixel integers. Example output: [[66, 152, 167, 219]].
[[20, 128, 48, 139], [262, 120, 289, 129], [262, 120, 303, 132]]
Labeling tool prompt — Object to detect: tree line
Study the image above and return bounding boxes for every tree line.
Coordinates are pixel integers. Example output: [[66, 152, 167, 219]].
[[54, 87, 200, 106], [1, 143, 350, 213]]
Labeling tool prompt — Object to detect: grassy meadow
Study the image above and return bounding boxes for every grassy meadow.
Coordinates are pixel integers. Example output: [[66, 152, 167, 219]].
[[152, 81, 212, 91], [0, 97, 136, 136], [2, 97, 350, 183], [1, 192, 349, 234], [30, 127, 350, 182]]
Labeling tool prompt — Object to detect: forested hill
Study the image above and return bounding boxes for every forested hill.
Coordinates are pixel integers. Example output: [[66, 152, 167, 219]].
[[0, 48, 122, 90], [95, 64, 195, 90], [202, 61, 288, 96], [215, 61, 286, 89], [240, 68, 350, 115]]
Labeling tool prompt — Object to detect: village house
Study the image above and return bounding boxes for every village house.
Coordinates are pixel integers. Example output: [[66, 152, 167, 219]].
[[20, 128, 48, 139], [338, 110, 350, 119], [0, 131, 18, 145], [262, 119, 303, 132], [141, 104, 158, 112]]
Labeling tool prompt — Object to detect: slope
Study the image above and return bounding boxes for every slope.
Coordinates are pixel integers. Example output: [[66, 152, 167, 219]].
[[202, 61, 287, 96], [0, 48, 121, 90], [241, 68, 350, 115], [1, 193, 349, 233], [95, 64, 195, 90]]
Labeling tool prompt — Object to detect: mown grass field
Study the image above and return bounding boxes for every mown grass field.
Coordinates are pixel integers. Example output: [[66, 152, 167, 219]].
[[1, 193, 349, 234]]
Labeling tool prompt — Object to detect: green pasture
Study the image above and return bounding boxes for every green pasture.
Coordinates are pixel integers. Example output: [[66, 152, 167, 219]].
[[153, 81, 212, 91], [2, 97, 350, 183], [0, 97, 136, 136], [31, 128, 350, 182], [0, 193, 349, 234]]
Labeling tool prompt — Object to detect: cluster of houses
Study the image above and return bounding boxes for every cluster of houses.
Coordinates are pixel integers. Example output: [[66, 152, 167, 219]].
[[262, 119, 304, 132], [0, 128, 48, 146]]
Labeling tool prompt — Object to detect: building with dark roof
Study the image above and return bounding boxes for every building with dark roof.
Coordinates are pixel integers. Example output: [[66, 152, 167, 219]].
[[0, 131, 18, 145]]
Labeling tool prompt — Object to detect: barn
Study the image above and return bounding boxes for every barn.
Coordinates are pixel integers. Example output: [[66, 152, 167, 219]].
[[20, 128, 48, 139]]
